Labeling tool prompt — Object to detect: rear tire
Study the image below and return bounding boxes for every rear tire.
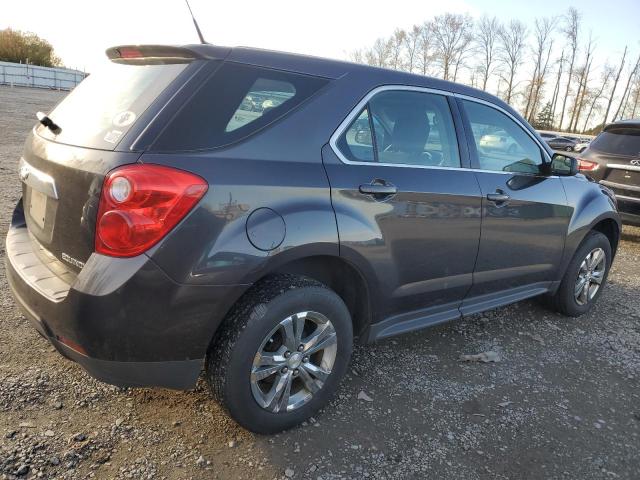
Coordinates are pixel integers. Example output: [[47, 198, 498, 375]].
[[549, 231, 611, 317], [206, 274, 353, 433]]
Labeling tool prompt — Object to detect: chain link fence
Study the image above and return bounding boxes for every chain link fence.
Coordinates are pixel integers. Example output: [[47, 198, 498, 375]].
[[0, 61, 86, 91]]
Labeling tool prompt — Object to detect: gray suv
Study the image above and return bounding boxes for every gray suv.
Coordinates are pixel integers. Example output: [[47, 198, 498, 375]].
[[5, 44, 620, 433]]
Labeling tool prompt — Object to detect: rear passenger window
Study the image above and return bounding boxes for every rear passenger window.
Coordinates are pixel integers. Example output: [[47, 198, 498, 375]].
[[152, 63, 328, 151], [462, 100, 544, 174], [336, 90, 461, 168]]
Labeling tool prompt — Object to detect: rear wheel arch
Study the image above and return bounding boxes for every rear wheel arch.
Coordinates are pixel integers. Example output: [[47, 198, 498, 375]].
[[205, 273, 353, 433], [269, 255, 372, 341], [206, 252, 372, 362]]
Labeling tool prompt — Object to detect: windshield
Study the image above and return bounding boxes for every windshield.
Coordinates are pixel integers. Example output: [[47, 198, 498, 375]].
[[40, 61, 187, 150], [590, 129, 640, 157]]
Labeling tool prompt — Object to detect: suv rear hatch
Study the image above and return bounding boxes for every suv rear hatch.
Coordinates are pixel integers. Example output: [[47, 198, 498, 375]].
[[19, 46, 200, 275], [590, 123, 640, 199]]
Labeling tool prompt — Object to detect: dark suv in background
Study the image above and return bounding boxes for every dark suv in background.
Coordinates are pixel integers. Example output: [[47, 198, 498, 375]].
[[6, 44, 620, 433], [579, 120, 640, 225]]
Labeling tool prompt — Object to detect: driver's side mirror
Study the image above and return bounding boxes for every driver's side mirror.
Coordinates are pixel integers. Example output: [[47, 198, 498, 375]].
[[550, 153, 579, 176]]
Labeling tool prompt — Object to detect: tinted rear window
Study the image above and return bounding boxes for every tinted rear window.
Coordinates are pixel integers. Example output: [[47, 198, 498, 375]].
[[151, 63, 328, 151], [39, 61, 187, 150], [590, 129, 640, 156]]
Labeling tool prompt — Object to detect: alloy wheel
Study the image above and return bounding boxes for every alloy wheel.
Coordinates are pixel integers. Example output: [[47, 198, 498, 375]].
[[574, 247, 606, 306], [250, 311, 337, 413]]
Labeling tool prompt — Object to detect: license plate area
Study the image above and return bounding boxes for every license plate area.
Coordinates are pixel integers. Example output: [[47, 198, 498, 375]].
[[29, 188, 47, 229], [607, 168, 639, 186]]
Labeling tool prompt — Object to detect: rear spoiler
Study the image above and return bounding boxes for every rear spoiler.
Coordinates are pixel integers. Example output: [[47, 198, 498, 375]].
[[106, 44, 229, 65]]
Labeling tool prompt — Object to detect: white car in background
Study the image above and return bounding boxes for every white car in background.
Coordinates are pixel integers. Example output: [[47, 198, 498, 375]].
[[574, 140, 591, 152], [479, 132, 520, 154]]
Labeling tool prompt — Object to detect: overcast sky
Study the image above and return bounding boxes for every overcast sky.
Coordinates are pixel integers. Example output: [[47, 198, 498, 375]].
[[2, 0, 638, 73]]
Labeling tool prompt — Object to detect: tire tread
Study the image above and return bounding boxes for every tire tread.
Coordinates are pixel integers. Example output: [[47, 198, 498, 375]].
[[206, 274, 326, 410]]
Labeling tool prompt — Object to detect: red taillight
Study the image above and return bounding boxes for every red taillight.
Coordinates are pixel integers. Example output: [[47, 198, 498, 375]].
[[96, 164, 207, 257], [117, 47, 143, 59], [578, 158, 599, 171]]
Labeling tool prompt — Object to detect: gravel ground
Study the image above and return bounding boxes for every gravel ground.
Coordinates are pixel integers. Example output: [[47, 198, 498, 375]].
[[1, 85, 639, 480]]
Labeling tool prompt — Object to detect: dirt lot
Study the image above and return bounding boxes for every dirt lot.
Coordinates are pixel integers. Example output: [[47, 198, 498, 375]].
[[0, 86, 639, 480]]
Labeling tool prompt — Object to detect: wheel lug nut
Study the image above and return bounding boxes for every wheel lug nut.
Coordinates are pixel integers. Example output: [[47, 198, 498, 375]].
[[281, 367, 288, 374], [297, 345, 304, 352], [284, 351, 291, 358], [302, 356, 309, 363]]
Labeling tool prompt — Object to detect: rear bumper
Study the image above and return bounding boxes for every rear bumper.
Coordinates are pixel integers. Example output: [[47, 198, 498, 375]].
[[619, 211, 640, 227], [5, 201, 247, 389], [615, 198, 640, 227], [598, 180, 640, 226]]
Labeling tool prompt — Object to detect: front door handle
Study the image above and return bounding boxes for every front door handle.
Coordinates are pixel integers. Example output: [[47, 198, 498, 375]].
[[486, 191, 510, 203], [359, 181, 398, 196]]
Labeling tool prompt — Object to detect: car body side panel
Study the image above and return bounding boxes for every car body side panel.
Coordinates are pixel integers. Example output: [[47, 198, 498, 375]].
[[137, 72, 380, 286], [321, 145, 482, 325], [557, 175, 621, 277], [141, 154, 339, 286], [466, 172, 572, 297]]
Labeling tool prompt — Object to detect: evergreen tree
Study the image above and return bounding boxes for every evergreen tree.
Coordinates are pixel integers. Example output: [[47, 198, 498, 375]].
[[533, 102, 554, 130]]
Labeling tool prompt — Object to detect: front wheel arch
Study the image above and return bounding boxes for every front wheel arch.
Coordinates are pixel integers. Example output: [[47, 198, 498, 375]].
[[548, 230, 612, 316], [591, 218, 620, 259]]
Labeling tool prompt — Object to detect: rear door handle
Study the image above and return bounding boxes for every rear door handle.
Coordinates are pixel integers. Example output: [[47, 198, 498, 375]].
[[486, 192, 510, 203], [359, 182, 398, 196]]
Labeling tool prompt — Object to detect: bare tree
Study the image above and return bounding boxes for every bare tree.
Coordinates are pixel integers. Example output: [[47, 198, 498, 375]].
[[581, 66, 614, 132], [601, 46, 628, 128], [452, 42, 474, 82], [630, 76, 640, 118], [568, 34, 595, 131], [404, 25, 423, 73], [349, 49, 365, 64], [430, 13, 474, 81], [496, 19, 527, 104], [613, 52, 640, 120], [524, 17, 556, 122], [388, 29, 407, 70], [558, 7, 581, 130], [549, 50, 565, 125], [416, 22, 433, 75], [368, 37, 392, 68], [571, 58, 593, 131], [475, 16, 500, 91]]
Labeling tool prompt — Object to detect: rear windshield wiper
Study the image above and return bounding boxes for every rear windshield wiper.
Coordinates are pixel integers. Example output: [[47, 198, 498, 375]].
[[36, 112, 61, 134]]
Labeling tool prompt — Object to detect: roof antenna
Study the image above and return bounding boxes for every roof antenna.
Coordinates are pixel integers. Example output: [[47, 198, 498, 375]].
[[184, 0, 207, 44]]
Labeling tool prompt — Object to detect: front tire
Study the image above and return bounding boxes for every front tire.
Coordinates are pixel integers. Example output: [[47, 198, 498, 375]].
[[549, 231, 611, 317], [206, 275, 353, 433]]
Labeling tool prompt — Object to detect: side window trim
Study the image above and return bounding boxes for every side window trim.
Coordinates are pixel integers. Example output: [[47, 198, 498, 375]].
[[330, 85, 465, 171], [447, 96, 471, 169], [453, 93, 552, 171], [366, 104, 380, 164]]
